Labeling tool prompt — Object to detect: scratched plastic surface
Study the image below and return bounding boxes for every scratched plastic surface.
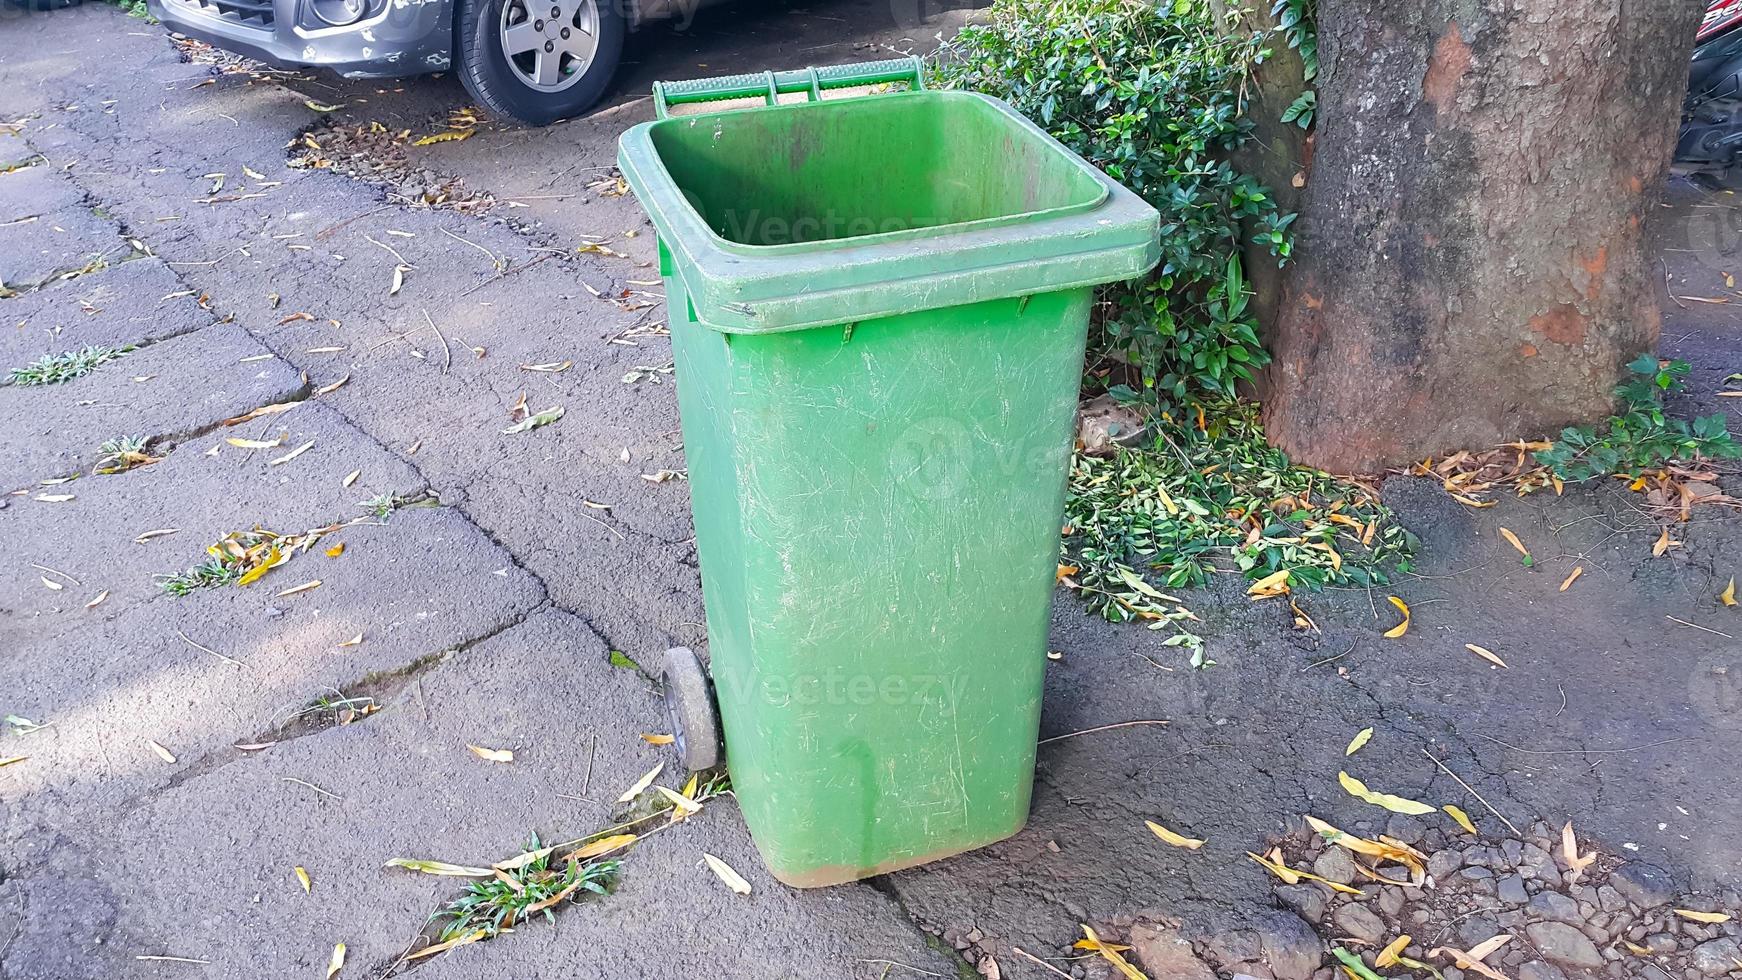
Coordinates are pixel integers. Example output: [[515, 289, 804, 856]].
[[618, 84, 1159, 886]]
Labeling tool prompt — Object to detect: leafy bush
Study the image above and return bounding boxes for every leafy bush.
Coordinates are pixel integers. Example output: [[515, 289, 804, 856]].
[[1535, 356, 1740, 481], [933, 0, 1293, 404]]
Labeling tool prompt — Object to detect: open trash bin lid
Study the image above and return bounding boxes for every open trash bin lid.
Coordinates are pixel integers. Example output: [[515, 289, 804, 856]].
[[618, 82, 1160, 333]]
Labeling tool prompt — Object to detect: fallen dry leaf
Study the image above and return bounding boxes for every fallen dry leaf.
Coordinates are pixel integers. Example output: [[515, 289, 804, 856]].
[[1561, 822, 1596, 884], [0, 756, 26, 769], [406, 930, 487, 961], [383, 858, 494, 877], [40, 577, 62, 591], [1673, 909, 1732, 925], [268, 440, 315, 466], [1144, 819, 1206, 850], [224, 435, 282, 450], [146, 739, 176, 764], [1305, 815, 1427, 883], [1653, 527, 1681, 557], [702, 853, 752, 895], [640, 732, 675, 745], [466, 744, 513, 763], [1466, 643, 1508, 668], [134, 528, 180, 544], [1246, 851, 1365, 896], [342, 469, 361, 488], [222, 401, 297, 426], [571, 834, 636, 860], [274, 580, 321, 598], [1346, 728, 1374, 756], [1383, 596, 1410, 638], [338, 633, 362, 649], [34, 493, 74, 503], [1080, 924, 1148, 980], [325, 542, 345, 558], [295, 866, 311, 893], [84, 590, 108, 609], [617, 762, 663, 803], [1722, 577, 1736, 607], [1247, 569, 1290, 597], [1376, 935, 1411, 968], [326, 943, 344, 980], [1497, 527, 1530, 559], [1339, 771, 1437, 816], [1444, 804, 1478, 835], [1559, 566, 1583, 592]]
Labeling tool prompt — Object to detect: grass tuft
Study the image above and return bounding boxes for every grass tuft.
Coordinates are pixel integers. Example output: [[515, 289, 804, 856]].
[[156, 557, 241, 596], [10, 345, 130, 386], [431, 836, 620, 942], [95, 435, 161, 475]]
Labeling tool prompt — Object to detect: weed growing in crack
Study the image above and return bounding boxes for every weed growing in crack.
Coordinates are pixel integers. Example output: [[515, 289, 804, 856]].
[[10, 345, 131, 386], [95, 435, 162, 475], [157, 557, 241, 596], [431, 836, 620, 943], [359, 493, 401, 519]]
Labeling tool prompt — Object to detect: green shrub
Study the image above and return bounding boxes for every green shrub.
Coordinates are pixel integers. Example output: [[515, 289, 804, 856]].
[[1535, 356, 1740, 481], [933, 0, 1294, 404]]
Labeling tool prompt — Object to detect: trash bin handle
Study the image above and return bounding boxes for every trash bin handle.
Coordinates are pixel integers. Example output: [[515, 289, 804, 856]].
[[651, 57, 926, 119]]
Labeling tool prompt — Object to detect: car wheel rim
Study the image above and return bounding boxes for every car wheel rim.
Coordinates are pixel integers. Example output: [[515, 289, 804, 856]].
[[498, 0, 599, 93]]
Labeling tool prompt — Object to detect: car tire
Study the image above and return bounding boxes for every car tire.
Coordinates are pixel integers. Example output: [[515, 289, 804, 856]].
[[454, 0, 624, 126], [3, 0, 83, 9]]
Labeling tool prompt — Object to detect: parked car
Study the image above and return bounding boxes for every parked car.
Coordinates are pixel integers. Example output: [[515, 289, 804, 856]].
[[145, 0, 695, 124]]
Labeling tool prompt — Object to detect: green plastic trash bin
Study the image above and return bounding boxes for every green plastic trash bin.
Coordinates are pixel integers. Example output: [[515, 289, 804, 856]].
[[618, 58, 1160, 887]]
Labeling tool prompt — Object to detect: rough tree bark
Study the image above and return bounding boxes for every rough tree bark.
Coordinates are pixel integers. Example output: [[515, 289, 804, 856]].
[[1262, 0, 1704, 473]]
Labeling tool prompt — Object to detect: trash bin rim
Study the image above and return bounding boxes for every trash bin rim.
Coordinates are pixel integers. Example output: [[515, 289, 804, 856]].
[[623, 89, 1112, 257]]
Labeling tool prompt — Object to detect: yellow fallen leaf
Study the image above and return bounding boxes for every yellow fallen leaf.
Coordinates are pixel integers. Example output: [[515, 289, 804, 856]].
[[382, 858, 494, 877], [1345, 727, 1374, 756], [325, 542, 344, 558], [407, 929, 487, 961], [225, 435, 283, 449], [1653, 527, 1680, 557], [1339, 771, 1437, 816], [1451, 493, 1496, 508], [268, 440, 315, 466], [1383, 596, 1410, 638], [1466, 643, 1507, 668], [236, 549, 281, 587], [146, 739, 176, 764], [1498, 527, 1530, 559], [1248, 568, 1291, 597], [1465, 934, 1512, 962], [1305, 815, 1427, 883], [1674, 909, 1732, 925], [1561, 822, 1596, 883], [1246, 851, 1365, 896], [326, 943, 345, 980], [294, 866, 311, 893], [1376, 935, 1411, 968], [466, 745, 513, 763], [1559, 566, 1583, 592], [337, 633, 362, 649], [1621, 940, 1651, 955], [1429, 939, 1513, 980], [1144, 820, 1206, 850], [1444, 804, 1478, 834], [1080, 925, 1147, 980], [274, 580, 321, 598], [1722, 577, 1737, 607], [571, 834, 636, 860], [0, 756, 26, 768], [413, 129, 475, 146], [617, 762, 663, 803], [657, 785, 702, 816], [640, 732, 675, 745], [702, 853, 752, 895]]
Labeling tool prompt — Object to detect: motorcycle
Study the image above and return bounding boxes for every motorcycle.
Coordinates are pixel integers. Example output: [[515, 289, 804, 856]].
[[1679, 0, 1742, 179]]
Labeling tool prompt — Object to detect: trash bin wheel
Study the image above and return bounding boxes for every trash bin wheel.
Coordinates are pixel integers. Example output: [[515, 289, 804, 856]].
[[659, 647, 721, 772]]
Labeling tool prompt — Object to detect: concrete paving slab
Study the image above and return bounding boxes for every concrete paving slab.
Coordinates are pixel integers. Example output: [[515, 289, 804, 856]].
[[2, 400, 426, 634], [0, 319, 306, 481], [0, 203, 128, 291], [0, 505, 544, 855], [0, 610, 955, 980], [0, 257, 213, 368], [0, 161, 86, 223]]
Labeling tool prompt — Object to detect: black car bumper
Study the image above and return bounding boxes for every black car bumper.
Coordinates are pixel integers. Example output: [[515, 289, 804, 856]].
[[148, 0, 453, 79]]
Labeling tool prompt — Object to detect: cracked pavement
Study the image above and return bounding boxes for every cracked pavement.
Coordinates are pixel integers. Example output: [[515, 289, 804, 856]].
[[2, 3, 1740, 978]]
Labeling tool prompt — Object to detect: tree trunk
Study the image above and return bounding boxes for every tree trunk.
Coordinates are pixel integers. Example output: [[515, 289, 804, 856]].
[[1262, 0, 1703, 473]]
